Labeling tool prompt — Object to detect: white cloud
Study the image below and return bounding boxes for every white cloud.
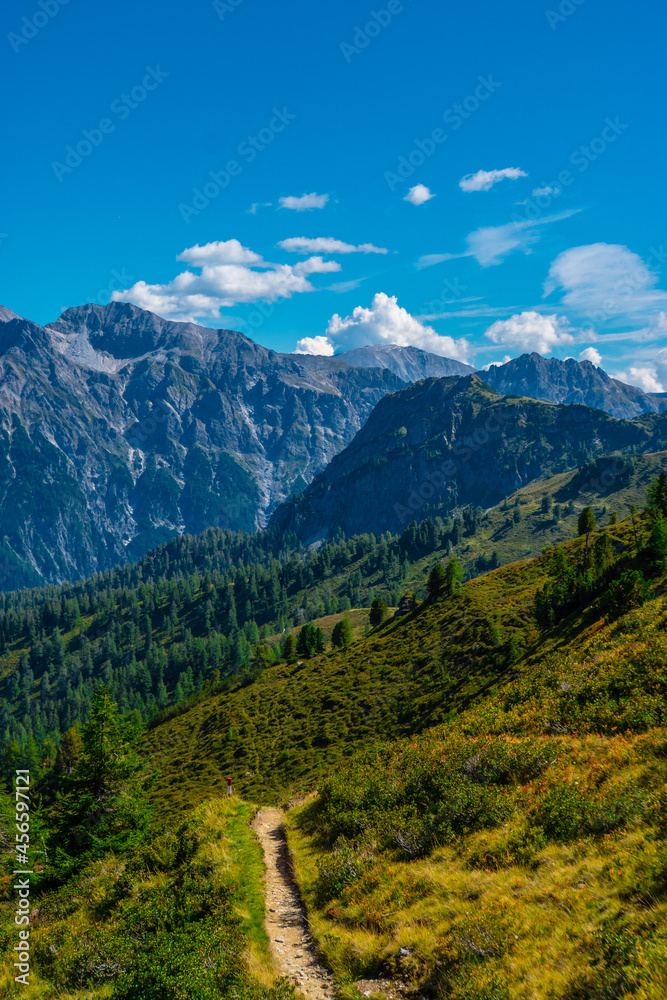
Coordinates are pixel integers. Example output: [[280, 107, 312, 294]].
[[321, 292, 471, 361], [248, 202, 272, 214], [617, 366, 664, 393], [579, 347, 602, 366], [278, 237, 387, 255], [481, 356, 512, 370], [112, 239, 341, 322], [615, 347, 667, 393], [418, 210, 580, 269], [459, 167, 528, 192], [279, 192, 329, 211], [294, 335, 335, 356], [544, 243, 667, 324], [177, 240, 263, 266], [532, 186, 558, 197], [404, 184, 436, 206], [484, 311, 575, 354]]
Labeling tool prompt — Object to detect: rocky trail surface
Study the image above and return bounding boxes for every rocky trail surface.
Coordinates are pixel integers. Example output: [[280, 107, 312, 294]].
[[252, 808, 337, 1000]]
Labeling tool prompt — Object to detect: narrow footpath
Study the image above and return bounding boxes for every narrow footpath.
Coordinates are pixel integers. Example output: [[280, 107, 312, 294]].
[[252, 808, 337, 1000]]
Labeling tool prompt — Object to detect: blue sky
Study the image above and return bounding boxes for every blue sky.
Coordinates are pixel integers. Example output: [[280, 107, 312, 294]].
[[2, 0, 667, 387]]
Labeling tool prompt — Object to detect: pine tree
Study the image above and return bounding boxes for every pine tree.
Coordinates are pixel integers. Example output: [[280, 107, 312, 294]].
[[578, 507, 596, 565], [282, 633, 297, 662], [55, 727, 82, 774], [331, 616, 353, 648], [426, 564, 447, 599], [369, 597, 388, 625], [444, 556, 463, 595]]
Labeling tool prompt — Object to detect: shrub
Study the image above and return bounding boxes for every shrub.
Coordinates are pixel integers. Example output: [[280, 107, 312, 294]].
[[606, 569, 648, 620], [315, 838, 372, 903]]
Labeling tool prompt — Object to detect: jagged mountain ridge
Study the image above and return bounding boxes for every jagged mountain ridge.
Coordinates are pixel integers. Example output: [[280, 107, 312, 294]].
[[270, 374, 667, 541], [0, 299, 663, 588], [0, 302, 407, 586], [332, 343, 474, 380], [482, 351, 658, 419]]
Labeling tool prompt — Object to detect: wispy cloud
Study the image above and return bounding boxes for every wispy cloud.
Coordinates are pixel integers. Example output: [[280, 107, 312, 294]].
[[278, 237, 387, 255], [459, 167, 527, 192], [417, 210, 580, 269], [544, 243, 667, 325], [279, 192, 329, 211]]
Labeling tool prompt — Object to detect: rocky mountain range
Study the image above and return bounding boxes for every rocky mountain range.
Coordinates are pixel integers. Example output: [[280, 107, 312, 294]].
[[482, 352, 663, 419], [270, 375, 667, 541], [0, 299, 664, 588], [0, 303, 406, 587]]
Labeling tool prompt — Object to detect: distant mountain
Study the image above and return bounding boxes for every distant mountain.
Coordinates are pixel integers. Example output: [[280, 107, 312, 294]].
[[0, 302, 406, 587], [270, 375, 667, 541], [289, 343, 474, 381], [337, 344, 474, 380], [0, 305, 21, 323], [482, 352, 658, 419]]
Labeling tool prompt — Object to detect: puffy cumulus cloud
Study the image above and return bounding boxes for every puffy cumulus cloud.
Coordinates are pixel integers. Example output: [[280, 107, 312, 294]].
[[294, 335, 335, 356], [177, 240, 263, 266], [404, 184, 436, 206], [322, 292, 471, 361], [616, 348, 667, 393], [279, 192, 329, 211], [485, 311, 575, 354], [417, 210, 580, 269], [459, 167, 528, 192], [278, 237, 387, 255], [113, 239, 340, 322], [579, 347, 602, 366], [619, 366, 664, 393], [532, 186, 558, 197], [544, 243, 667, 323]]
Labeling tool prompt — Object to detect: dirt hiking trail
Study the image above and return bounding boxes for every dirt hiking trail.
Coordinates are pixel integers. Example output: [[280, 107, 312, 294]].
[[252, 807, 336, 1000]]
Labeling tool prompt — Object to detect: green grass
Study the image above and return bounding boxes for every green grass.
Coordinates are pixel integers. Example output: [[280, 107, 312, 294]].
[[282, 592, 667, 999], [0, 797, 284, 999]]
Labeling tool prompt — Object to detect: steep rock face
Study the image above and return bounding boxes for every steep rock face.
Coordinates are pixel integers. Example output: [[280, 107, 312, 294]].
[[0, 302, 406, 587], [483, 353, 657, 419], [270, 375, 667, 541]]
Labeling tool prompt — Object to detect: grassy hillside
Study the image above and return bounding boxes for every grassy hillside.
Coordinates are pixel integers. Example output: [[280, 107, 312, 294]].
[[0, 472, 666, 998], [284, 589, 667, 999], [1, 452, 664, 790], [0, 797, 288, 999], [142, 499, 657, 813]]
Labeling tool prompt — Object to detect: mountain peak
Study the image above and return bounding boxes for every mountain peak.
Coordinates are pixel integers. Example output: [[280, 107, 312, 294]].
[[482, 352, 656, 419], [334, 343, 475, 382], [46, 301, 257, 369], [0, 305, 21, 323]]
